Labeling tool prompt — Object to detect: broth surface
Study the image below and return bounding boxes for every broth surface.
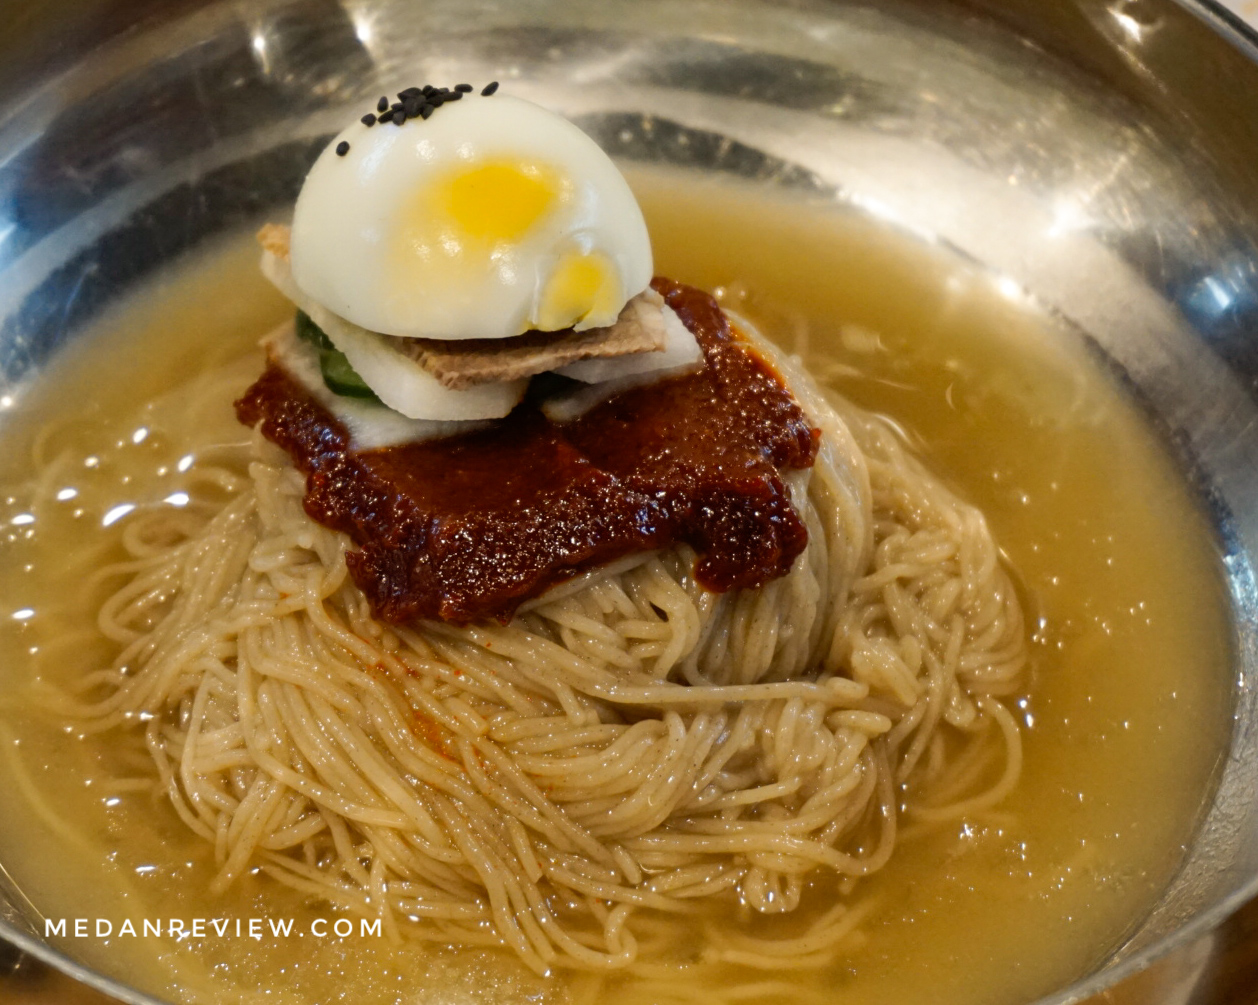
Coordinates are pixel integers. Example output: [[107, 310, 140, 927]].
[[0, 167, 1234, 1005]]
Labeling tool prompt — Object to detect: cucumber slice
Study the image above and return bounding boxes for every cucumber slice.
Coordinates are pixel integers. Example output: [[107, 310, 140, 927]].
[[295, 310, 334, 350], [320, 348, 381, 400], [293, 311, 380, 402]]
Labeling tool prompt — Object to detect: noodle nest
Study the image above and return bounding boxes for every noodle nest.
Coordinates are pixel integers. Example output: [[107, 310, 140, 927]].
[[54, 325, 1027, 986]]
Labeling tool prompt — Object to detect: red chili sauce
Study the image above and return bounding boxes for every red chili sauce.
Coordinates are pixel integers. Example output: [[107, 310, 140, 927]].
[[235, 279, 820, 624]]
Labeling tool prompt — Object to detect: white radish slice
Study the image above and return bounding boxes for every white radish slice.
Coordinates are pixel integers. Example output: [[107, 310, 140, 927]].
[[260, 248, 301, 300], [541, 357, 705, 423], [555, 299, 701, 383], [264, 323, 485, 448], [261, 252, 528, 421], [318, 313, 529, 420]]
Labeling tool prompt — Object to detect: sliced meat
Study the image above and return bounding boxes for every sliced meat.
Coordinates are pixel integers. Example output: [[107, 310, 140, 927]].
[[399, 288, 674, 389]]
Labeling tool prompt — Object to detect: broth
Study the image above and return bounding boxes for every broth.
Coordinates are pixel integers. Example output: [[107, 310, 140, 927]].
[[0, 167, 1234, 1005]]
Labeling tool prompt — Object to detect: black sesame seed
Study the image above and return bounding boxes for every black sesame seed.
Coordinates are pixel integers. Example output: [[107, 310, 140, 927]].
[[336, 140, 350, 156], [419, 103, 435, 119], [403, 95, 422, 117], [481, 80, 499, 96], [399, 86, 422, 99], [378, 107, 395, 123], [394, 108, 407, 125], [423, 84, 437, 96], [447, 90, 463, 101], [361, 113, 376, 126], [376, 95, 388, 113], [455, 83, 473, 93]]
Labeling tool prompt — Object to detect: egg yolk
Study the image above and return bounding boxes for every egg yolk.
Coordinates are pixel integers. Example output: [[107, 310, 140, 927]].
[[442, 161, 559, 242], [537, 251, 622, 331], [394, 159, 564, 268]]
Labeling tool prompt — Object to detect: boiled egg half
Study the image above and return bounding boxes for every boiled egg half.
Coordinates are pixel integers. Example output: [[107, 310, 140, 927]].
[[290, 94, 653, 341]]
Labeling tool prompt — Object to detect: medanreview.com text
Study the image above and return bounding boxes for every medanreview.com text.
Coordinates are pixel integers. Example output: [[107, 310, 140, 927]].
[[45, 917, 382, 939]]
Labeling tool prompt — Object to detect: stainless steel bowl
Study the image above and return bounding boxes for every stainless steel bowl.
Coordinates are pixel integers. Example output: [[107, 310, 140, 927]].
[[1, 0, 1257, 1001]]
